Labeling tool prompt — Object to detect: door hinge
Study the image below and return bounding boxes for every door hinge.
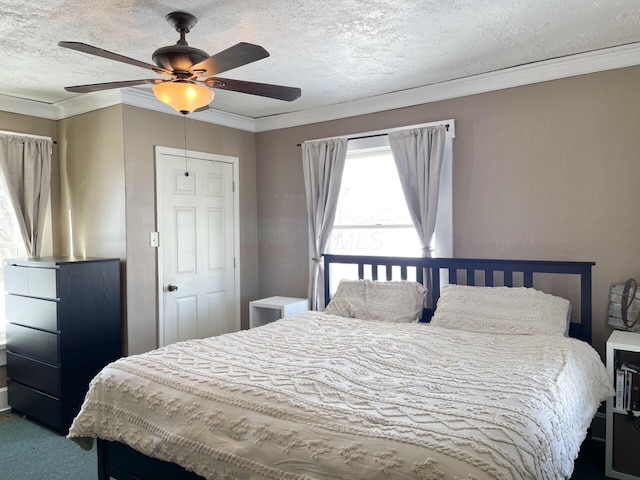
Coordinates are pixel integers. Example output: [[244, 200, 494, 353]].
[[233, 257, 236, 268], [232, 181, 235, 192]]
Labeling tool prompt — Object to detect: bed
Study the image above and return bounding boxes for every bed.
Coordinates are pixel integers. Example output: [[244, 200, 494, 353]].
[[68, 254, 613, 480]]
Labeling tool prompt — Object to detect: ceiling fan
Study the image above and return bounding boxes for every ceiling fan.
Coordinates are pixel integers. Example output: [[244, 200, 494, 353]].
[[59, 11, 301, 114]]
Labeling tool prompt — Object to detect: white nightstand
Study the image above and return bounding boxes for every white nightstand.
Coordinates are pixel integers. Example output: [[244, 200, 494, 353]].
[[606, 330, 640, 480], [249, 296, 309, 328]]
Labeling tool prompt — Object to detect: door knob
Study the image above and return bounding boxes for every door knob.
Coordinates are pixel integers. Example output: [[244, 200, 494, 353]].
[[167, 284, 179, 292]]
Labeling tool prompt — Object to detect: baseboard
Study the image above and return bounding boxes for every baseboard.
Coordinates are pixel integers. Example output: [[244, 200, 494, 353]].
[[0, 387, 8, 412]]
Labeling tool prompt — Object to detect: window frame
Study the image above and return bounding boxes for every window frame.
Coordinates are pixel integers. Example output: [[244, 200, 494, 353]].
[[326, 122, 454, 259]]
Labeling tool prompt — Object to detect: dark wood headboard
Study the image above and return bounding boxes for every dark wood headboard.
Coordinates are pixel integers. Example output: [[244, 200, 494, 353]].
[[323, 254, 595, 344]]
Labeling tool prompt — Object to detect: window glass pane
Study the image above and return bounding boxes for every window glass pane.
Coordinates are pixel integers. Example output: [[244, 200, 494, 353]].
[[0, 187, 17, 243], [335, 149, 413, 226], [328, 146, 421, 258], [330, 226, 421, 256]]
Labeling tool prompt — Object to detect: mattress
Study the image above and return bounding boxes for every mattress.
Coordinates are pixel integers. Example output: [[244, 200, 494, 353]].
[[68, 311, 613, 479]]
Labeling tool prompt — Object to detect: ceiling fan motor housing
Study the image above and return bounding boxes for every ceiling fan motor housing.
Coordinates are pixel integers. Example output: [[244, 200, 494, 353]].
[[152, 45, 209, 73]]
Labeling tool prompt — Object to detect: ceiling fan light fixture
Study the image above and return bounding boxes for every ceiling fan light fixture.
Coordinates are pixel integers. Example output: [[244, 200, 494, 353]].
[[60, 11, 301, 105], [153, 80, 214, 114]]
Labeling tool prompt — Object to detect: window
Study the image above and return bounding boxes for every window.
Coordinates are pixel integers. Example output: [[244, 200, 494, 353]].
[[327, 133, 453, 258], [328, 142, 421, 256], [0, 179, 24, 343], [325, 130, 453, 290]]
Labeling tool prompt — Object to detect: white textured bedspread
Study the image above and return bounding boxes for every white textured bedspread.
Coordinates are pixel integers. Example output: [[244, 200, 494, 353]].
[[68, 312, 612, 480]]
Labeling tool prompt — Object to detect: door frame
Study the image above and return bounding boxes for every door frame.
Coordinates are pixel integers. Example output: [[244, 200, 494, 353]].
[[154, 146, 240, 346]]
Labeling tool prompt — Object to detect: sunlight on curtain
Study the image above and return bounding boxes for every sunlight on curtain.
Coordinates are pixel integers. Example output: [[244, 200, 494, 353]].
[[0, 180, 24, 342]]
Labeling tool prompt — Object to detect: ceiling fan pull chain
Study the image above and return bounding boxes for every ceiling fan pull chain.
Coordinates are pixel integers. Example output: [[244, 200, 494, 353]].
[[182, 113, 189, 177]]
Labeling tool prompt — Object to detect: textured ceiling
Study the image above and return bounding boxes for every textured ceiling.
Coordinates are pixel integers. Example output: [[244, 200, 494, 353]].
[[2, 0, 640, 119]]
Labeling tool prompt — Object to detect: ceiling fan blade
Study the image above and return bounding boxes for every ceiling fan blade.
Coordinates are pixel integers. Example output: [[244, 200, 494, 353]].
[[205, 77, 301, 101], [191, 42, 269, 76], [58, 41, 169, 74], [64, 79, 159, 93]]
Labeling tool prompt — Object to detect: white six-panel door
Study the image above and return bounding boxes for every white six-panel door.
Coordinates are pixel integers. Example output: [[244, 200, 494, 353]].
[[155, 146, 239, 347]]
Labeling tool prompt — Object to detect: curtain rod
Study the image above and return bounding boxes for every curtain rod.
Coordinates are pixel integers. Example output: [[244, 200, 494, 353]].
[[0, 131, 58, 144], [0, 129, 57, 144], [296, 123, 449, 147]]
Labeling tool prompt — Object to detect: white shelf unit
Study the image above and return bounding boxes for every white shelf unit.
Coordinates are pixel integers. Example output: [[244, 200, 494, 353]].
[[249, 296, 309, 329], [606, 330, 640, 480]]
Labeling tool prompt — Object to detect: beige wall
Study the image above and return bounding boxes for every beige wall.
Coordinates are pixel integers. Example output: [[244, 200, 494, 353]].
[[0, 110, 55, 137], [57, 106, 127, 260], [255, 65, 640, 357], [122, 105, 259, 355]]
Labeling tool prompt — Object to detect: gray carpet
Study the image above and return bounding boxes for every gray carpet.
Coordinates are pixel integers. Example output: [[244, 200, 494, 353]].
[[0, 410, 607, 480], [0, 412, 96, 480]]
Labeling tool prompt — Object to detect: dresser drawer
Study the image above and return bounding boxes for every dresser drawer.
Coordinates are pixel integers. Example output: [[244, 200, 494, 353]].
[[5, 294, 59, 332], [8, 379, 62, 431], [6, 323, 59, 365], [7, 351, 61, 397], [4, 265, 58, 299]]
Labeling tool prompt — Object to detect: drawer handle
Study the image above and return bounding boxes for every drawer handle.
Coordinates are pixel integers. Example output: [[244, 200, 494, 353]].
[[167, 284, 179, 292]]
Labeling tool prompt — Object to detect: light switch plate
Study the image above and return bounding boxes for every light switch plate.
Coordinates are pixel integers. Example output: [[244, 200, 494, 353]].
[[150, 232, 159, 248]]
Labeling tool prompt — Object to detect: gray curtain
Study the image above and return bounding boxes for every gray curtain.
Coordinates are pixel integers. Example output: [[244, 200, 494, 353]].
[[0, 134, 52, 257], [388, 125, 446, 257], [302, 138, 348, 310]]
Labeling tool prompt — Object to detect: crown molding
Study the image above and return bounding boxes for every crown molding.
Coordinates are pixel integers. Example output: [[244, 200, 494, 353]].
[[0, 89, 257, 131], [254, 41, 640, 132], [0, 90, 123, 121], [54, 90, 123, 119], [52, 89, 256, 131], [2, 42, 640, 132], [0, 95, 59, 120]]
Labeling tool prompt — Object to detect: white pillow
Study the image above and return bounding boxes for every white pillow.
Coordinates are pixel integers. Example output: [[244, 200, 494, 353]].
[[430, 285, 571, 336], [325, 279, 427, 323]]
